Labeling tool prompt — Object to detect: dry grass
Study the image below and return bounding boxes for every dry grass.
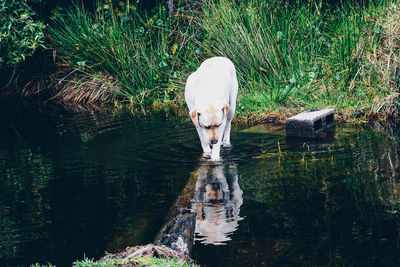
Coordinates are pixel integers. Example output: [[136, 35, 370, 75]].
[[362, 2, 400, 118], [73, 244, 198, 267], [54, 71, 122, 104], [103, 244, 194, 263]]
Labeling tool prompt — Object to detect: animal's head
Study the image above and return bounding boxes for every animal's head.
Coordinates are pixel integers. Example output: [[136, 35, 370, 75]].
[[190, 103, 229, 146]]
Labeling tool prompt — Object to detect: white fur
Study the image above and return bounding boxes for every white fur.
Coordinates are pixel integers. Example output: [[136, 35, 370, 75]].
[[185, 57, 238, 161]]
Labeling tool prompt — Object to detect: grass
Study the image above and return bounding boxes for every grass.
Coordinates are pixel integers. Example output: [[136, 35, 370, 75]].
[[48, 0, 400, 122], [201, 0, 400, 122], [49, 1, 201, 105]]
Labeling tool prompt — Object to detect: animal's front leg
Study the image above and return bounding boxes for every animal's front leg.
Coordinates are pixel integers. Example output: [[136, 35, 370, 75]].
[[210, 143, 221, 161], [196, 127, 211, 154]]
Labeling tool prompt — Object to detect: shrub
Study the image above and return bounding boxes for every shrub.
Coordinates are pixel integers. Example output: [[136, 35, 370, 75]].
[[0, 0, 45, 67]]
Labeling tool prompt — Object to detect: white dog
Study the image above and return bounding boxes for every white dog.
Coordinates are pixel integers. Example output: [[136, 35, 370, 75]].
[[185, 57, 238, 161]]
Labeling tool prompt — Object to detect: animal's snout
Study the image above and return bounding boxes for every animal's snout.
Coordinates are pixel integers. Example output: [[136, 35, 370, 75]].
[[209, 138, 218, 149], [210, 139, 218, 145]]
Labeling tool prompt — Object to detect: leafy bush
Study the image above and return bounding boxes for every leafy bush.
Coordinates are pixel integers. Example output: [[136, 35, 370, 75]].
[[0, 0, 45, 67]]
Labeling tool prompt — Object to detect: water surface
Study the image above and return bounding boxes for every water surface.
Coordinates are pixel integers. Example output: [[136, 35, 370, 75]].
[[1, 100, 400, 266]]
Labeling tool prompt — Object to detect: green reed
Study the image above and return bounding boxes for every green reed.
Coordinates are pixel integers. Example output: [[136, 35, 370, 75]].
[[49, 2, 197, 105], [200, 0, 399, 120], [49, 0, 400, 121]]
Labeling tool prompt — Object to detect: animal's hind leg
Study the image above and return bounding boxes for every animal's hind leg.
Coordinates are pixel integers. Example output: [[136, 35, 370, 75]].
[[223, 67, 238, 147]]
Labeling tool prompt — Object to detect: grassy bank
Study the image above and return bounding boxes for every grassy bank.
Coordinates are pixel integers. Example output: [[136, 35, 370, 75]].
[[74, 256, 194, 267], [203, 0, 400, 122], [48, 0, 400, 122], [73, 244, 197, 267]]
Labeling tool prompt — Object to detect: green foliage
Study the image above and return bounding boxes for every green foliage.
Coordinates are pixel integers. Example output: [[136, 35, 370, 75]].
[[0, 0, 45, 67], [49, 1, 200, 105], [47, 0, 400, 120], [202, 0, 324, 104], [200, 0, 400, 120]]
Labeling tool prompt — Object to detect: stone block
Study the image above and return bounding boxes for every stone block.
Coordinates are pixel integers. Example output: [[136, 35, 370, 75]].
[[286, 109, 335, 137]]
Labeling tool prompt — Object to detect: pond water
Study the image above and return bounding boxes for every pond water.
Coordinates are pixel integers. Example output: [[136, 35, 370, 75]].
[[1, 100, 400, 266]]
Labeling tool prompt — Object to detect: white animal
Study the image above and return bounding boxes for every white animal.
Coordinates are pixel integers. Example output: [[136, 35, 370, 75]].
[[185, 57, 238, 161]]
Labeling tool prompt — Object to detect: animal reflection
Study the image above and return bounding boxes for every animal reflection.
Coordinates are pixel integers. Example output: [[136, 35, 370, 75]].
[[191, 163, 243, 245]]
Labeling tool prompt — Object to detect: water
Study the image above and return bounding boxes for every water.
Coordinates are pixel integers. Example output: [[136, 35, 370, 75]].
[[1, 100, 400, 266]]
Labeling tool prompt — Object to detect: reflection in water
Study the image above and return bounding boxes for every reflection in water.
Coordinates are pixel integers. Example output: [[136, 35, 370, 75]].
[[191, 163, 243, 245]]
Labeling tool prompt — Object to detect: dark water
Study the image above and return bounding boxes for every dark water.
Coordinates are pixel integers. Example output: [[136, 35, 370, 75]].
[[1, 101, 400, 266]]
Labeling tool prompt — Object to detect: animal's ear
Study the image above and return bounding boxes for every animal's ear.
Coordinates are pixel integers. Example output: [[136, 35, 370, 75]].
[[224, 104, 229, 118], [190, 108, 199, 127]]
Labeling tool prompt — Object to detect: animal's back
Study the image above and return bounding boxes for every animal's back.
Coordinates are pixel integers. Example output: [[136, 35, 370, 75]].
[[199, 57, 234, 71], [185, 57, 236, 108]]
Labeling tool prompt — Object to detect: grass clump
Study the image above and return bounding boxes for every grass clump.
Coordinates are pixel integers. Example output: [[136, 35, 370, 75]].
[[355, 2, 400, 118], [50, 1, 200, 106], [200, 0, 400, 121]]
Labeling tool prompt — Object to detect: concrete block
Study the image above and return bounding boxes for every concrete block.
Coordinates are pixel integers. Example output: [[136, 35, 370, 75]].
[[286, 109, 335, 137]]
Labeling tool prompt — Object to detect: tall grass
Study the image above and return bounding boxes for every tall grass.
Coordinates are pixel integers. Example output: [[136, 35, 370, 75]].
[[200, 0, 400, 120], [49, 0, 400, 120], [202, 1, 324, 104], [50, 2, 200, 105]]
